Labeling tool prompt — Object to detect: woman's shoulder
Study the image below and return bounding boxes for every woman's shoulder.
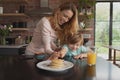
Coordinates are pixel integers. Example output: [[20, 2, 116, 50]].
[[40, 17, 50, 23], [36, 17, 51, 27]]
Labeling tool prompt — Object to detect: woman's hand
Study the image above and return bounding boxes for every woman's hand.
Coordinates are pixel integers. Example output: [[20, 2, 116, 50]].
[[35, 52, 44, 55], [74, 53, 87, 59]]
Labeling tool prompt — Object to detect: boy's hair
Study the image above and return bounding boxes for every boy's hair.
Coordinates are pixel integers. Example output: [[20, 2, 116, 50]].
[[66, 32, 84, 45]]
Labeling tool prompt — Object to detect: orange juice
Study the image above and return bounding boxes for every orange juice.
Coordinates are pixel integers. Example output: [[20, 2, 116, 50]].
[[87, 53, 96, 66]]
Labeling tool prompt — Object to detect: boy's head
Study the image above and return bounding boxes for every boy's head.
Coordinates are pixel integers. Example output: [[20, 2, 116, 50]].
[[66, 32, 83, 51]]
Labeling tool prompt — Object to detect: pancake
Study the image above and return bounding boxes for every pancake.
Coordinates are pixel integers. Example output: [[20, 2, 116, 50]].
[[48, 59, 64, 68]]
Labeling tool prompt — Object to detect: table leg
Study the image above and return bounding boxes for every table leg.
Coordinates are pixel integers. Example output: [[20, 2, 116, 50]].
[[113, 50, 116, 64]]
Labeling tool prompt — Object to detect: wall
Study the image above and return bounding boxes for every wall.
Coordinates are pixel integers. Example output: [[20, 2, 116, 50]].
[[0, 0, 94, 45]]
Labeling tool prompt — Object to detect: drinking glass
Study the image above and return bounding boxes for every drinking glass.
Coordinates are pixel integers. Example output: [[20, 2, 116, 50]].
[[87, 52, 96, 66]]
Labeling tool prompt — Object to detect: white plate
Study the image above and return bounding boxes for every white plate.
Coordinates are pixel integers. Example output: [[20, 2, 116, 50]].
[[36, 60, 74, 72]]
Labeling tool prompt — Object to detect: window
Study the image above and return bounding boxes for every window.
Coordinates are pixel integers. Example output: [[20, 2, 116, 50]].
[[112, 2, 120, 45], [95, 1, 120, 59], [95, 2, 110, 54]]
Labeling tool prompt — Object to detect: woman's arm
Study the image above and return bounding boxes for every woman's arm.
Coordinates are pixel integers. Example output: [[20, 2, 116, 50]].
[[41, 19, 57, 54]]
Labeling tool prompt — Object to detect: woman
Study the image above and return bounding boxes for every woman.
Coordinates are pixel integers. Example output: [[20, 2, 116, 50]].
[[25, 2, 79, 55]]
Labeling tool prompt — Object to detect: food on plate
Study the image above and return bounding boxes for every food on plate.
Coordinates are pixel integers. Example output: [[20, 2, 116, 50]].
[[48, 59, 64, 68]]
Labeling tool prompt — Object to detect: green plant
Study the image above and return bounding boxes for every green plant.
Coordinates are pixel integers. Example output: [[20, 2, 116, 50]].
[[78, 0, 95, 29], [0, 25, 13, 37], [79, 0, 96, 8], [78, 0, 96, 17]]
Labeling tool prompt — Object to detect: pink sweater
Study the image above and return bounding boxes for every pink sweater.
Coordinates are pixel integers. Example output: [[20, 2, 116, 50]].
[[26, 17, 57, 54]]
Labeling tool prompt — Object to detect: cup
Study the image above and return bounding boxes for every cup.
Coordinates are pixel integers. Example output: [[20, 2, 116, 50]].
[[87, 52, 96, 66]]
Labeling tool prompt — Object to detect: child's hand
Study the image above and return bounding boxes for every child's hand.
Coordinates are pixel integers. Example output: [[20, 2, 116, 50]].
[[74, 53, 87, 59], [58, 48, 67, 58], [48, 52, 59, 60]]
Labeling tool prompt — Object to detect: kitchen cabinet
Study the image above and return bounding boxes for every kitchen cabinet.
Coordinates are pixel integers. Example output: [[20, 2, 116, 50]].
[[79, 27, 93, 45], [0, 13, 28, 17], [0, 13, 30, 44], [78, 0, 95, 46], [79, 28, 93, 37], [0, 0, 28, 4], [0, 13, 29, 29], [0, 0, 29, 29], [0, 0, 30, 45]]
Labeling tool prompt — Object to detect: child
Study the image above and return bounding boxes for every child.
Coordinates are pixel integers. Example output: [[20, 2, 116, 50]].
[[49, 32, 93, 60]]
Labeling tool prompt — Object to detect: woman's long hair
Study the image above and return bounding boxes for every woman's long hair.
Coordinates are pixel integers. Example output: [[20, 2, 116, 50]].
[[50, 2, 80, 45]]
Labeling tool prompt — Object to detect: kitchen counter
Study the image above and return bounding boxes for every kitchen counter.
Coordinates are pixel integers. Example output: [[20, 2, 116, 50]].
[[0, 44, 28, 55], [0, 44, 28, 48]]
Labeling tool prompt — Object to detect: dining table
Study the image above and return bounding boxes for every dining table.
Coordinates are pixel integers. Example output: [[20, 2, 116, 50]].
[[0, 55, 120, 80]]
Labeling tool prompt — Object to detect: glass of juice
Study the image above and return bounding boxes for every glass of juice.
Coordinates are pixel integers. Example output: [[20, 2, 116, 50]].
[[87, 52, 96, 66]]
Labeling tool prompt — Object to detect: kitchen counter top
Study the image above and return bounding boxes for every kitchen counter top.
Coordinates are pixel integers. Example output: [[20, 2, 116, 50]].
[[0, 44, 28, 55], [0, 44, 28, 48]]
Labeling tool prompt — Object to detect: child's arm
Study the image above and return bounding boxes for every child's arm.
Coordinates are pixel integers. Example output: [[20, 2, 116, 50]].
[[74, 53, 87, 59], [48, 48, 67, 60], [74, 46, 93, 59], [57, 48, 67, 58], [48, 52, 59, 60]]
